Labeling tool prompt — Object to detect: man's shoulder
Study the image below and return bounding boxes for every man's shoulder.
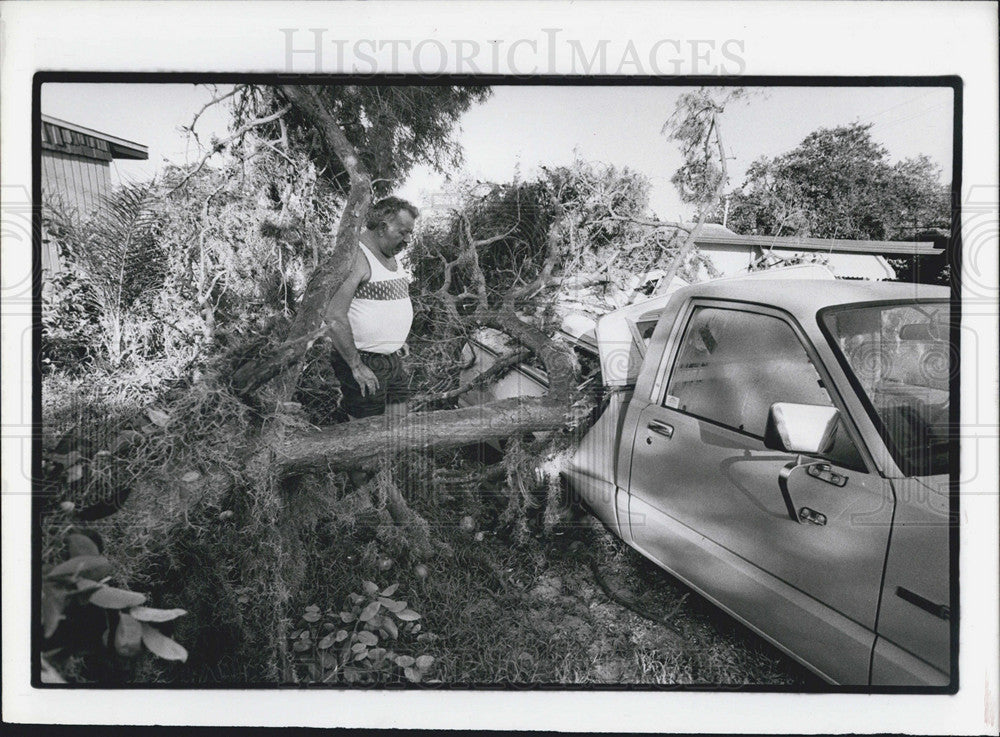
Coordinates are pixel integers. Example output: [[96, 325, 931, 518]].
[[353, 246, 373, 286]]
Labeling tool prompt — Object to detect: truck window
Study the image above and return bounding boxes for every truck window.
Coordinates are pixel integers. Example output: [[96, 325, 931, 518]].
[[664, 306, 864, 470]]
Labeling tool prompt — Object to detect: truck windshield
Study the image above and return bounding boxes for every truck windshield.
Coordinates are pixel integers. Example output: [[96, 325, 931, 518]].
[[821, 301, 950, 477]]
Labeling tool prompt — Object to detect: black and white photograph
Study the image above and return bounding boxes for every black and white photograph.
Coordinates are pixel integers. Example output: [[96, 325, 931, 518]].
[[33, 78, 958, 691], [2, 1, 997, 733]]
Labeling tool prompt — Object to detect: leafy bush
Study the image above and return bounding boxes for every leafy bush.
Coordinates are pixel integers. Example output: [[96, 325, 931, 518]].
[[41, 270, 103, 372], [287, 581, 437, 684], [41, 530, 189, 683]]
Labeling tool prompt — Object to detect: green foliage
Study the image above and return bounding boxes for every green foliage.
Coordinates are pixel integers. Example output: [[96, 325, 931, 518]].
[[43, 182, 167, 370], [41, 530, 189, 683], [236, 85, 492, 197], [41, 270, 103, 370], [665, 89, 744, 206], [725, 122, 950, 242], [287, 581, 437, 684]]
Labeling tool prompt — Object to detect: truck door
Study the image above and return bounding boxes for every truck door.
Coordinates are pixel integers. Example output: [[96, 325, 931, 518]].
[[626, 303, 894, 684]]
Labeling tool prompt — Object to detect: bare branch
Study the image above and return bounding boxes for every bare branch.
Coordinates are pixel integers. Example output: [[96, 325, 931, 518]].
[[166, 104, 292, 195], [185, 84, 246, 146]]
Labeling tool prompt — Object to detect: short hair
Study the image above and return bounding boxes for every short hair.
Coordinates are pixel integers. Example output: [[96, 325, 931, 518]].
[[366, 197, 420, 230]]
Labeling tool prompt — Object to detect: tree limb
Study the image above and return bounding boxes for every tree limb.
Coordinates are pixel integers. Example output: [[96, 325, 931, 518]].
[[166, 105, 291, 196], [409, 347, 532, 410], [278, 396, 572, 472], [230, 85, 373, 396]]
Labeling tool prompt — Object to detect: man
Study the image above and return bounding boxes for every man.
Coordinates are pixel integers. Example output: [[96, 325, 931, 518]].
[[327, 196, 419, 425]]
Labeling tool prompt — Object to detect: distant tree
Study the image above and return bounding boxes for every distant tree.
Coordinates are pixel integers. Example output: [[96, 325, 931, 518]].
[[724, 122, 950, 240], [721, 122, 951, 283]]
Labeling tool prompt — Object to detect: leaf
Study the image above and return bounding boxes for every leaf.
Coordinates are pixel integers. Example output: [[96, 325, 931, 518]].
[[146, 408, 170, 427], [50, 450, 82, 466], [318, 633, 336, 650], [380, 583, 399, 597], [353, 650, 369, 661], [41, 584, 67, 639], [394, 655, 415, 668], [368, 647, 387, 662], [356, 630, 378, 647], [334, 629, 349, 643], [415, 655, 435, 670], [343, 668, 359, 683], [305, 604, 320, 613], [66, 533, 99, 558], [381, 618, 398, 640], [349, 593, 365, 605], [180, 470, 201, 483], [416, 632, 439, 644], [128, 606, 187, 623], [66, 464, 84, 483], [395, 609, 421, 622], [111, 431, 143, 452], [89, 586, 147, 609], [322, 622, 336, 632], [40, 655, 66, 684], [404, 666, 421, 682], [359, 601, 381, 622], [140, 623, 188, 662], [73, 579, 104, 595], [48, 555, 111, 580], [351, 642, 368, 654], [302, 611, 320, 623], [411, 623, 422, 634], [292, 639, 311, 653], [339, 611, 356, 623], [379, 597, 406, 613], [319, 651, 338, 669], [361, 581, 379, 596], [114, 613, 143, 657]]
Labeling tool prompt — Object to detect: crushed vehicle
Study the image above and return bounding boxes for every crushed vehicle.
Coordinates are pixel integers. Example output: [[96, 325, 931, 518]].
[[468, 265, 953, 686]]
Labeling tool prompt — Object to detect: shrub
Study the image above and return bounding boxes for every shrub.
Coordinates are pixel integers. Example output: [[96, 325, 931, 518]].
[[287, 581, 438, 684]]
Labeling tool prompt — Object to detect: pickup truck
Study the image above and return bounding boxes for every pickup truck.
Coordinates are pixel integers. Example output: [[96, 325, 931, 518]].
[[558, 271, 952, 686]]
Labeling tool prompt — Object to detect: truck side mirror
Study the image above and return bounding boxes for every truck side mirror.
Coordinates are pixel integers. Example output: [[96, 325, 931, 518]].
[[764, 403, 840, 455]]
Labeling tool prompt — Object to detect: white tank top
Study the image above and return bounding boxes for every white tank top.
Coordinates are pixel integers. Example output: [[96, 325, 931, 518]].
[[348, 242, 413, 354]]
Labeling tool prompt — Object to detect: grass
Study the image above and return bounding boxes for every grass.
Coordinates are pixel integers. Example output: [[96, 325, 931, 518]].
[[280, 456, 819, 687], [41, 365, 817, 688]]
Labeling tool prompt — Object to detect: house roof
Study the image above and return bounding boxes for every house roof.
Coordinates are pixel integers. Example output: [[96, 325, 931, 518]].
[[41, 115, 148, 161]]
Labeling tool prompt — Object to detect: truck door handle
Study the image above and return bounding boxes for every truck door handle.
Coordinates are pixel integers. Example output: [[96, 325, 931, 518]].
[[647, 420, 674, 438]]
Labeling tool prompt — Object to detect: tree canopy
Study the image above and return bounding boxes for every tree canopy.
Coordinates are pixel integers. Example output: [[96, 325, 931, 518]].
[[236, 85, 492, 198], [723, 122, 950, 242]]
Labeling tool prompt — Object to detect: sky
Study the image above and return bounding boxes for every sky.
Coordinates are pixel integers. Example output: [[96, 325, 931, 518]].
[[41, 82, 954, 221]]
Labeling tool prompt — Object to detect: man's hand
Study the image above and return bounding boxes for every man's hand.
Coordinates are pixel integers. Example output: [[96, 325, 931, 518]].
[[351, 361, 380, 397]]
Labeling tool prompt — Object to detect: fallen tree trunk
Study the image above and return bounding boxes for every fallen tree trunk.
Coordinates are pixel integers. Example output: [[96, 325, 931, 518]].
[[279, 397, 571, 472], [229, 85, 580, 483]]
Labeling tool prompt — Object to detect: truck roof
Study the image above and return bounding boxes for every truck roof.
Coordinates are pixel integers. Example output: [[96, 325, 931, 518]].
[[676, 278, 950, 313]]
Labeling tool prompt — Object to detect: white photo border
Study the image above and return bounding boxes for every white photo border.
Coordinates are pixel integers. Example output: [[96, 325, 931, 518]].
[[2, 1, 997, 732]]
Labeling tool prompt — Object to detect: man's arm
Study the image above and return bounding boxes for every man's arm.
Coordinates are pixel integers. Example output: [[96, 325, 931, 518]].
[[326, 250, 379, 396]]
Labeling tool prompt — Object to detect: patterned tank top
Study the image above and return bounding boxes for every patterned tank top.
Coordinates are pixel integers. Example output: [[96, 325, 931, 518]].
[[348, 242, 413, 354]]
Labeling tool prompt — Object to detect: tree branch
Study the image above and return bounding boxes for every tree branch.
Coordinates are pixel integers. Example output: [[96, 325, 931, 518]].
[[409, 347, 532, 410], [167, 104, 291, 195], [230, 85, 374, 396]]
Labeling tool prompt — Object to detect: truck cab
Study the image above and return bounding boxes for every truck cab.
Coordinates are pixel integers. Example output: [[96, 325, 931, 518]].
[[564, 275, 952, 686]]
